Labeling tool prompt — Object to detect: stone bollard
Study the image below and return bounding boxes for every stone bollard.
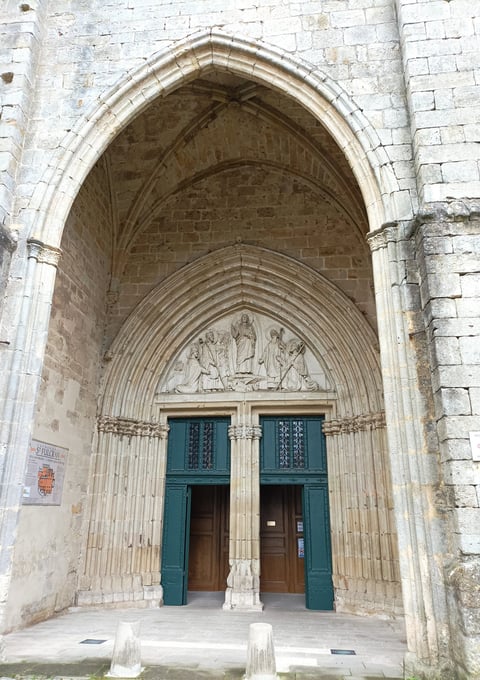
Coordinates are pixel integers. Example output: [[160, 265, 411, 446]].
[[244, 622, 278, 680], [107, 620, 143, 678]]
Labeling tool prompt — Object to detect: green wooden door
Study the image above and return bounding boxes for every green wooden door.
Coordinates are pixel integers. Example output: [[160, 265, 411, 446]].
[[161, 417, 231, 605], [260, 416, 333, 610], [161, 484, 191, 605], [303, 484, 334, 609]]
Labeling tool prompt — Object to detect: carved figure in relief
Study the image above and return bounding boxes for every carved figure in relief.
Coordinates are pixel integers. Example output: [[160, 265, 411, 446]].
[[175, 345, 208, 394], [258, 328, 285, 384], [279, 339, 318, 391], [159, 313, 327, 395], [199, 331, 227, 390], [231, 313, 256, 374], [216, 331, 232, 383]]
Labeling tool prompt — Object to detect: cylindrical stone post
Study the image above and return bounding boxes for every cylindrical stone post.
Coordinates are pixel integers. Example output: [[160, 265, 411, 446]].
[[245, 622, 278, 680], [108, 620, 142, 678]]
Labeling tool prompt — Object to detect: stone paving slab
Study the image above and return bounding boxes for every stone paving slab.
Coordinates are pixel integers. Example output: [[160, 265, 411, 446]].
[[0, 594, 405, 679], [0, 669, 405, 680]]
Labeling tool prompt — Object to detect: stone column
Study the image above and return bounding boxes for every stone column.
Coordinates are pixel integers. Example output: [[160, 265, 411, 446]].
[[368, 222, 452, 677], [78, 417, 169, 606], [223, 421, 263, 611], [323, 412, 401, 617]]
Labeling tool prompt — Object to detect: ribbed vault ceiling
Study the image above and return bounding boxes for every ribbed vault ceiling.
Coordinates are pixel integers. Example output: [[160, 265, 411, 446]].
[[104, 73, 368, 280]]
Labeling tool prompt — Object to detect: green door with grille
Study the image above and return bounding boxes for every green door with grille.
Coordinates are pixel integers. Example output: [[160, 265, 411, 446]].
[[260, 416, 333, 610], [161, 417, 230, 605]]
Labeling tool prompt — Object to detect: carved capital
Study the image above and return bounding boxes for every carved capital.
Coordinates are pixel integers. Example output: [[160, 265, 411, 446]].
[[322, 420, 342, 436], [366, 222, 399, 253], [27, 238, 62, 267], [97, 415, 169, 439], [228, 424, 263, 441], [322, 412, 386, 436]]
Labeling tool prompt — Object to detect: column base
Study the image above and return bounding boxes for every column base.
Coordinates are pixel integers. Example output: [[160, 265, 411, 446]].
[[223, 559, 263, 611], [223, 587, 264, 611]]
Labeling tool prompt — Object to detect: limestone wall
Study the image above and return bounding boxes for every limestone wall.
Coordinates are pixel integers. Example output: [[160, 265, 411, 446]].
[[396, 0, 480, 203], [414, 206, 480, 676], [4, 161, 112, 631], [110, 163, 374, 343]]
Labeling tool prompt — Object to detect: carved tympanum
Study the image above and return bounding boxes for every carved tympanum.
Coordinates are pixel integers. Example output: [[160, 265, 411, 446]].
[[158, 311, 331, 394]]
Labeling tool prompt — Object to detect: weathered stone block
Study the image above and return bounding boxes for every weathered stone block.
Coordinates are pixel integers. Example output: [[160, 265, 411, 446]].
[[456, 299, 480, 318], [456, 507, 480, 536], [461, 272, 480, 298], [435, 387, 471, 416], [460, 337, 480, 365], [422, 272, 462, 300], [424, 298, 457, 324], [443, 460, 477, 484], [452, 485, 478, 508], [433, 318, 480, 338], [438, 415, 480, 441], [430, 336, 461, 367], [470, 388, 480, 415]]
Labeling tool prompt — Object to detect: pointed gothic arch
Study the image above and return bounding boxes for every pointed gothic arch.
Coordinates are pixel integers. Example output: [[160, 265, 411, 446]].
[[99, 244, 382, 419], [28, 30, 405, 250]]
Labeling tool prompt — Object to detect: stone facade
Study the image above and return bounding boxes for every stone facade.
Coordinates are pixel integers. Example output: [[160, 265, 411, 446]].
[[0, 1, 479, 678]]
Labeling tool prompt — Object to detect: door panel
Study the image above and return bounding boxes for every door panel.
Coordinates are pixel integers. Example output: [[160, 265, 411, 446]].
[[188, 485, 229, 591], [303, 485, 334, 609], [161, 484, 191, 605], [260, 485, 304, 593]]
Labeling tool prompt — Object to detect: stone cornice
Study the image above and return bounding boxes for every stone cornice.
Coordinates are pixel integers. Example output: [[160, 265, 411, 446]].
[[367, 200, 480, 252], [322, 412, 386, 435], [97, 415, 170, 438], [228, 424, 263, 440], [415, 199, 480, 224]]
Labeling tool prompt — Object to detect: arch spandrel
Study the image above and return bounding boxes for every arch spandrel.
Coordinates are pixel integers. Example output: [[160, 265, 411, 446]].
[[100, 245, 382, 420]]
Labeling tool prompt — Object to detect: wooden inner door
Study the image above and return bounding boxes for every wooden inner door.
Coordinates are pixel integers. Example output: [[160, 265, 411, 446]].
[[188, 485, 229, 591], [260, 485, 305, 593]]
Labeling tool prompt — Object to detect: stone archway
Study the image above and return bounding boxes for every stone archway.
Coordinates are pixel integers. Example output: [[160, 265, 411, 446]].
[[79, 245, 400, 616], [2, 34, 398, 633]]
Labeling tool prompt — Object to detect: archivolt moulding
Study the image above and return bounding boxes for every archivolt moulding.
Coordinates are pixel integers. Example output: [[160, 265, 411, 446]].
[[99, 244, 383, 422]]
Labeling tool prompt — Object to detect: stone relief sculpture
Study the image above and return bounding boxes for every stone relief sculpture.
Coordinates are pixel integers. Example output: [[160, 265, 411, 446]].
[[258, 328, 285, 385], [175, 346, 208, 394], [231, 313, 256, 374], [157, 311, 331, 394], [198, 330, 230, 390], [281, 339, 319, 391]]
